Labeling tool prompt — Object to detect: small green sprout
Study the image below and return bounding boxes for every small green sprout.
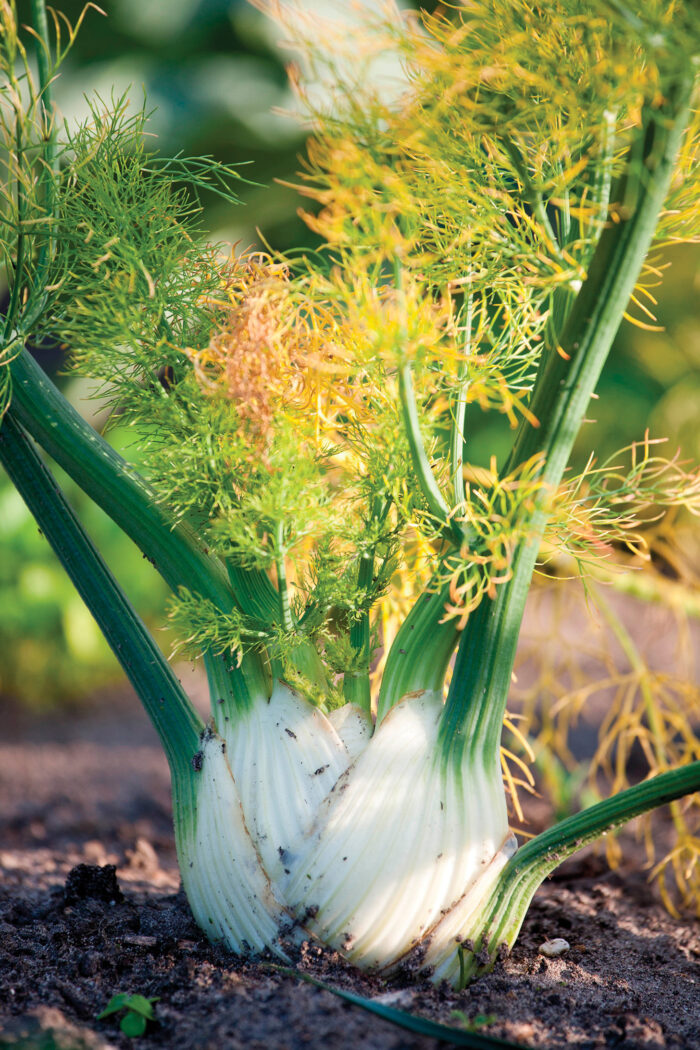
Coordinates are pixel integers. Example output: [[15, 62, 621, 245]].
[[97, 994, 159, 1038], [451, 1011, 499, 1033]]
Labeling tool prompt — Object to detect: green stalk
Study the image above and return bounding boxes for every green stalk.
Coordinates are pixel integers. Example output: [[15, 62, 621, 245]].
[[399, 362, 456, 533], [3, 122, 26, 340], [29, 0, 54, 143], [29, 0, 57, 291], [9, 349, 269, 710], [375, 283, 473, 721], [451, 294, 474, 508], [376, 577, 460, 722], [439, 70, 696, 769], [0, 407, 203, 826], [225, 559, 279, 623], [11, 351, 231, 605], [451, 367, 468, 508], [342, 552, 374, 713], [501, 134, 568, 268], [274, 521, 293, 632], [394, 256, 460, 541], [458, 760, 700, 986]]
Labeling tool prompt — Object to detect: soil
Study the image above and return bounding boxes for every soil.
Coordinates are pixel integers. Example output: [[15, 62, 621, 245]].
[[1, 673, 699, 1050]]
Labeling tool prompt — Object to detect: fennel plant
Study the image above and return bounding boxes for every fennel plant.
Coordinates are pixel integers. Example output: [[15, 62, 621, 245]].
[[1, 0, 700, 990]]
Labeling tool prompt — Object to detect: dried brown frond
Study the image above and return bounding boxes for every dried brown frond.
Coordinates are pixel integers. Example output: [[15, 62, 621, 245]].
[[184, 251, 302, 447]]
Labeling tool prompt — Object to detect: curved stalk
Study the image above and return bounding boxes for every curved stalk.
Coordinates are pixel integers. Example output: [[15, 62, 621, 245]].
[[457, 760, 700, 986], [501, 134, 568, 268], [11, 351, 233, 606], [399, 362, 456, 534], [9, 349, 269, 709], [0, 408, 203, 796]]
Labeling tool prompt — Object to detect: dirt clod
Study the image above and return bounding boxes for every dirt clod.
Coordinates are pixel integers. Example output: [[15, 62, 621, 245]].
[[64, 865, 123, 906]]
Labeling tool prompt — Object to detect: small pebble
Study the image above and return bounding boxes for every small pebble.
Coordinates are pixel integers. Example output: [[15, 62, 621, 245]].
[[371, 989, 414, 1008], [539, 938, 570, 958], [121, 934, 158, 949]]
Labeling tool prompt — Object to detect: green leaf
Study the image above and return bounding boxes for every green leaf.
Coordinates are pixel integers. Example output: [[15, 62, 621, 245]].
[[270, 967, 527, 1049], [120, 1011, 147, 1038], [96, 993, 131, 1019], [124, 995, 159, 1019]]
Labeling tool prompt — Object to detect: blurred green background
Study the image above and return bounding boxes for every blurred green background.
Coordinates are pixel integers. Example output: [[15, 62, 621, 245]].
[[1, 0, 698, 706]]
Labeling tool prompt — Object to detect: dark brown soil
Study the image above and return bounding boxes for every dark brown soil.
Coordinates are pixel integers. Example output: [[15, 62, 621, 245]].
[[1, 679, 698, 1050]]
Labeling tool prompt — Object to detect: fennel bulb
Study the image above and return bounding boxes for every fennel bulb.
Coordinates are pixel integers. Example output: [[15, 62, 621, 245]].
[[180, 683, 514, 978]]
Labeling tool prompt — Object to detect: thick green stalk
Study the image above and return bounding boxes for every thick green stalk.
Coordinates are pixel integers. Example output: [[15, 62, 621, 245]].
[[225, 559, 279, 623], [458, 760, 700, 986], [0, 408, 203, 822], [9, 349, 269, 709], [439, 70, 696, 769], [11, 351, 231, 605], [376, 577, 460, 722]]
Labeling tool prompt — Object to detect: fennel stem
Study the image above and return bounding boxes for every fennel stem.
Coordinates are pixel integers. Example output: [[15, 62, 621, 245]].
[[29, 0, 57, 292], [342, 551, 374, 713], [0, 407, 203, 821], [438, 67, 696, 772], [459, 759, 700, 985], [9, 348, 269, 712]]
